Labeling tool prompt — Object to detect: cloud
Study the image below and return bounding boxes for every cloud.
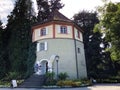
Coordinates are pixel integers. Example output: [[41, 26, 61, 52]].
[[0, 0, 14, 24], [0, 0, 36, 24]]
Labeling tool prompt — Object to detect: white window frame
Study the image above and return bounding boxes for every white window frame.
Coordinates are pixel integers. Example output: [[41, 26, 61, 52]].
[[40, 28, 48, 36], [37, 42, 48, 52], [77, 30, 80, 38], [41, 28, 46, 36], [37, 42, 40, 52], [40, 42, 45, 51], [60, 26, 67, 34]]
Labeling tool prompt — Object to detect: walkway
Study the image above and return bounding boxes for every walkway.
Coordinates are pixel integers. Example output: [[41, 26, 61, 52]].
[[0, 83, 120, 90]]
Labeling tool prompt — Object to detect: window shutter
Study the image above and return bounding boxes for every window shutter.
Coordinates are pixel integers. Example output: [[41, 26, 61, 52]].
[[57, 26, 61, 33], [80, 32, 83, 41], [67, 26, 71, 34], [44, 42, 48, 51], [46, 27, 48, 34], [78, 31, 80, 38], [37, 42, 40, 52], [75, 31, 77, 38], [38, 30, 41, 36]]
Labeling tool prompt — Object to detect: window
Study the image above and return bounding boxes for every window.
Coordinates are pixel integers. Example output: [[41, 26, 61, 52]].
[[37, 42, 47, 52], [41, 28, 46, 36], [40, 43, 45, 51], [78, 48, 80, 53], [39, 28, 48, 36], [60, 26, 67, 34]]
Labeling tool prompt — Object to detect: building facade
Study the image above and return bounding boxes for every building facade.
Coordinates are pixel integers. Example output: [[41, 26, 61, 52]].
[[32, 10, 87, 79]]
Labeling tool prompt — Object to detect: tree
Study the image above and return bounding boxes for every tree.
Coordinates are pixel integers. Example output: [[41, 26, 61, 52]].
[[36, 0, 50, 22], [103, 3, 120, 61], [97, 2, 120, 74], [73, 11, 104, 78], [49, 0, 64, 12], [6, 0, 36, 77], [0, 20, 5, 79], [37, 0, 64, 22]]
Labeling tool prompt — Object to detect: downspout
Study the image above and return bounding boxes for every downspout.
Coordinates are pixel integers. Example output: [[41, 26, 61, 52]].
[[74, 39, 79, 79], [72, 25, 79, 79]]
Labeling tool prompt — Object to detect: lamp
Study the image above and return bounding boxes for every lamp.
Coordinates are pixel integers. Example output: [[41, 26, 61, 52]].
[[55, 55, 59, 80]]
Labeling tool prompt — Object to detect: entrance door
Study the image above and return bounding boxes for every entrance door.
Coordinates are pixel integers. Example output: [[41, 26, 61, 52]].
[[40, 60, 48, 75]]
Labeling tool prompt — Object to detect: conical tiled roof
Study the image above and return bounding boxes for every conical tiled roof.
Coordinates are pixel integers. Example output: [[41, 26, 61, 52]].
[[32, 10, 83, 33], [48, 9, 72, 22]]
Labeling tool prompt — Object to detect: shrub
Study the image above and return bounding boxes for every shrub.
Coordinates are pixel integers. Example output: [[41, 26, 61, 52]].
[[45, 72, 56, 85], [2, 72, 23, 81], [45, 72, 55, 80], [56, 80, 64, 86], [63, 80, 73, 86], [0, 81, 11, 87], [58, 72, 69, 80], [56, 80, 81, 87], [56, 80, 72, 86], [71, 81, 81, 87]]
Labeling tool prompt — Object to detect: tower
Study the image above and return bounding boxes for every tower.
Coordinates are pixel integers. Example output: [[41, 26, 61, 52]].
[[32, 10, 87, 79]]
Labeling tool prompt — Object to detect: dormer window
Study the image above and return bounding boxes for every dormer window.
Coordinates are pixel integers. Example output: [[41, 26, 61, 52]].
[[60, 26, 67, 34]]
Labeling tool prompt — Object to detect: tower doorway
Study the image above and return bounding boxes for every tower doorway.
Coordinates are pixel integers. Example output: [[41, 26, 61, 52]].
[[40, 60, 48, 74]]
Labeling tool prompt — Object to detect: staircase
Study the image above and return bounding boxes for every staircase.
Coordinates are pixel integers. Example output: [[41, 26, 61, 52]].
[[19, 74, 45, 88]]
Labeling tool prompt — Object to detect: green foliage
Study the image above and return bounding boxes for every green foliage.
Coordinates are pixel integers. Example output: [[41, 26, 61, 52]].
[[0, 81, 11, 87], [45, 72, 56, 85], [56, 80, 73, 86], [2, 72, 23, 81], [102, 3, 120, 50], [71, 81, 82, 87], [2, 0, 37, 79], [96, 78, 120, 83], [106, 2, 118, 12], [25, 42, 36, 78], [49, 0, 64, 11], [37, 0, 50, 22], [58, 72, 69, 80], [73, 11, 104, 78], [45, 72, 55, 79], [56, 80, 82, 87], [0, 20, 9, 79], [97, 2, 120, 74], [37, 0, 64, 22]]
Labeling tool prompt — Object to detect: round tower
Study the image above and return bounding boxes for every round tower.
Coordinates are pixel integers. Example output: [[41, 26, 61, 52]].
[[32, 10, 87, 79]]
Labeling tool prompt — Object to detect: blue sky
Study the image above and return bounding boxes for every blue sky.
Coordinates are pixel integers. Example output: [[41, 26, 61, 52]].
[[0, 0, 120, 24]]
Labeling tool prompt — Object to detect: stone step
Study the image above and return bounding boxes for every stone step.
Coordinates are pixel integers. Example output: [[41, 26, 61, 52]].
[[19, 74, 45, 88]]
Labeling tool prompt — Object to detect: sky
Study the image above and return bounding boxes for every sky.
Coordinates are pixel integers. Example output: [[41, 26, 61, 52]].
[[0, 0, 120, 24]]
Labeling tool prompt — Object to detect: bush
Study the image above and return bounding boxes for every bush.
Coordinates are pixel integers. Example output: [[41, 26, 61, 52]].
[[58, 72, 69, 80], [56, 80, 72, 86], [0, 81, 11, 87], [71, 81, 81, 87], [2, 72, 23, 81], [45, 72, 56, 85], [56, 80, 81, 87], [45, 72, 55, 80], [45, 79, 57, 86]]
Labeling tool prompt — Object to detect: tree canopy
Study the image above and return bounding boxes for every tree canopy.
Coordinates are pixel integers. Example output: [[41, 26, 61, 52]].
[[5, 0, 36, 78], [37, 0, 64, 22], [96, 2, 120, 74], [73, 11, 104, 78]]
